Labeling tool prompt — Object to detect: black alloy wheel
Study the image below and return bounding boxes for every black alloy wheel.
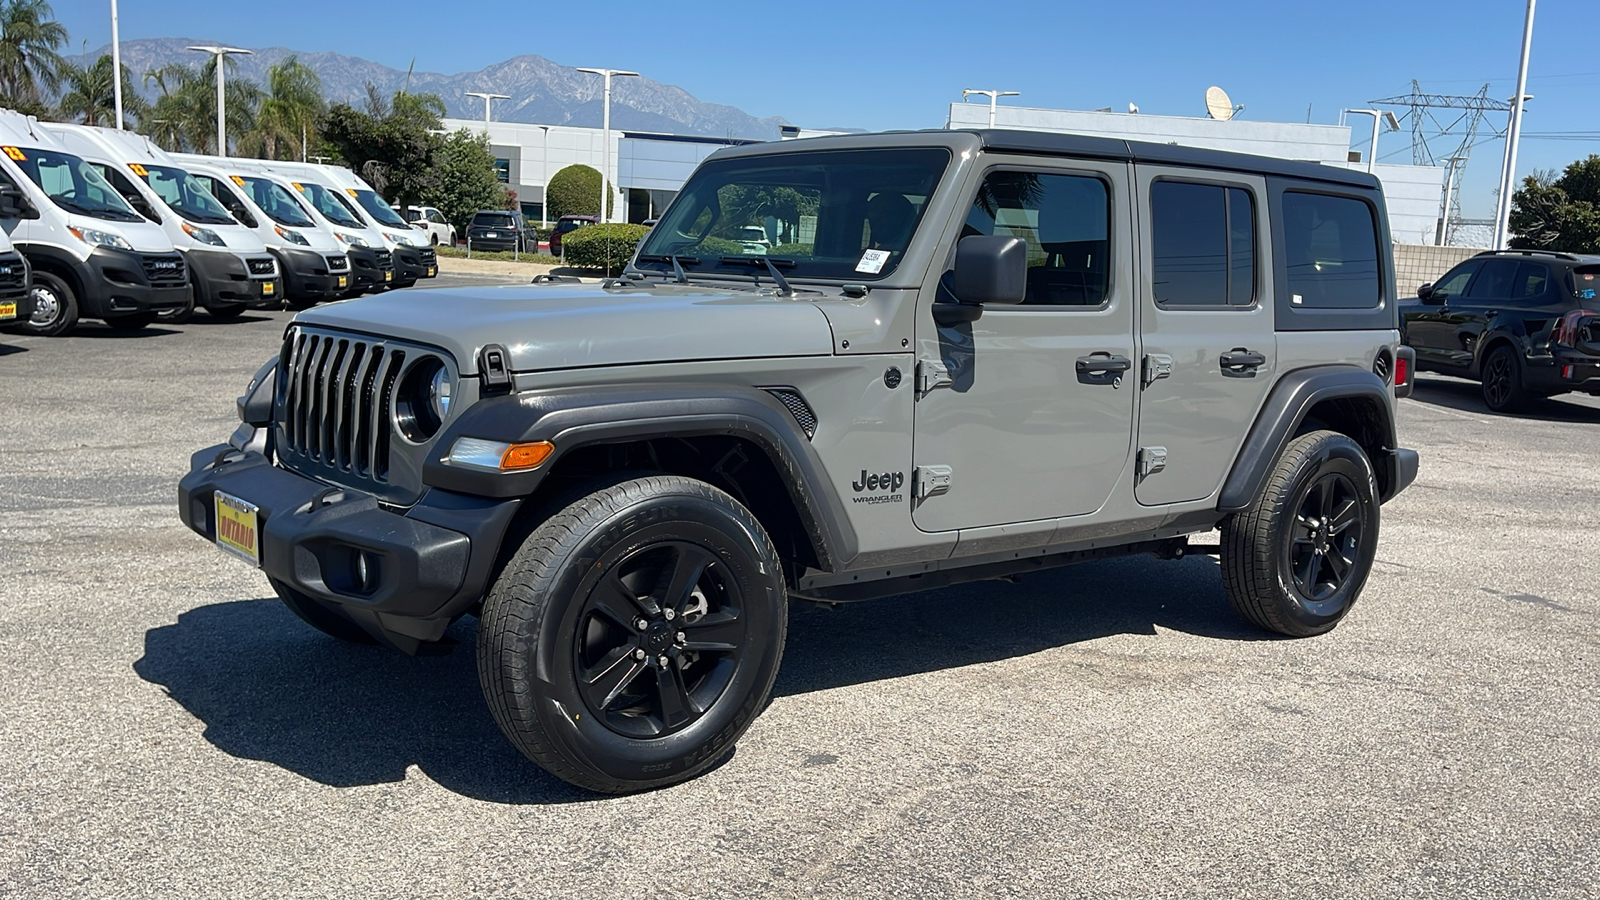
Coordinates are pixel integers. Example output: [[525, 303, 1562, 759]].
[[1283, 471, 1367, 615], [1481, 345, 1528, 412]]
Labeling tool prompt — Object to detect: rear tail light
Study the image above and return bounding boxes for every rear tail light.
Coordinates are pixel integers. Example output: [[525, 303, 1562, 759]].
[[1553, 310, 1594, 347], [1394, 354, 1409, 387]]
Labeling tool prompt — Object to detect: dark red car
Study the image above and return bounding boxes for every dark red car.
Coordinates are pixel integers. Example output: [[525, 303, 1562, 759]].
[[548, 215, 599, 255]]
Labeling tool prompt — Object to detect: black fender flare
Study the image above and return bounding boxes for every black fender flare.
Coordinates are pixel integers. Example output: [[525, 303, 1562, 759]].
[[1218, 365, 1396, 513], [421, 383, 859, 572]]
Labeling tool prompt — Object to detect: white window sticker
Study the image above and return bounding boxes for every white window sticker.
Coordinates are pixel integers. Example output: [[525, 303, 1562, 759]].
[[1292, 293, 1304, 305], [855, 249, 891, 274]]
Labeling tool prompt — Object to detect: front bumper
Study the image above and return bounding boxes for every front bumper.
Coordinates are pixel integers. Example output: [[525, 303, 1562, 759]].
[[80, 246, 191, 319], [187, 249, 281, 310], [345, 246, 392, 292], [392, 246, 437, 285], [274, 246, 350, 300], [1379, 447, 1419, 503], [0, 252, 33, 326], [178, 441, 519, 649]]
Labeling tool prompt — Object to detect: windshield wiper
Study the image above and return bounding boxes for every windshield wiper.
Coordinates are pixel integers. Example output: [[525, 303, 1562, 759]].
[[636, 254, 701, 283], [54, 197, 140, 221], [718, 256, 795, 297]]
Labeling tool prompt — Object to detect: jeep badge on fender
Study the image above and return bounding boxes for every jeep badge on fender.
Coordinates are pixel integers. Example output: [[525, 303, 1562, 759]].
[[178, 128, 1417, 794]]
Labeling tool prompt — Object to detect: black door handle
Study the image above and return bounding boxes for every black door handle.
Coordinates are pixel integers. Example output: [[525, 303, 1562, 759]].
[[1220, 349, 1266, 377], [1076, 354, 1132, 374]]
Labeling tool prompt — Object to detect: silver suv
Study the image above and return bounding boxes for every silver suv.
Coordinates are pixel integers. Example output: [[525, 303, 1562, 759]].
[[179, 130, 1419, 793]]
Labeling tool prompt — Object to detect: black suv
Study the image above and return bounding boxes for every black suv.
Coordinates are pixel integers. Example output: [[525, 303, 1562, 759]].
[[1402, 249, 1600, 411], [466, 210, 538, 253]]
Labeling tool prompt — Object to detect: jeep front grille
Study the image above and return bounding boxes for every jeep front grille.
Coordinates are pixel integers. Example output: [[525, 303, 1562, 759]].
[[141, 253, 187, 287], [277, 328, 406, 482], [764, 387, 817, 439]]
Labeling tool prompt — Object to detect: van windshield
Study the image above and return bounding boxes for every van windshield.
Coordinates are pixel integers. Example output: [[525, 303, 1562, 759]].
[[11, 148, 141, 222], [351, 189, 408, 227], [139, 164, 234, 225], [635, 147, 950, 280], [239, 176, 314, 227], [292, 180, 363, 228]]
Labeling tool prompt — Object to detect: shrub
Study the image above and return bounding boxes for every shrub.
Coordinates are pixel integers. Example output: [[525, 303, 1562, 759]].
[[770, 242, 814, 257], [562, 223, 649, 274], [546, 164, 614, 219]]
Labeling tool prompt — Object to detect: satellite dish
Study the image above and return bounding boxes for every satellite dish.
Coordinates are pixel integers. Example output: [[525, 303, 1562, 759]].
[[1128, 102, 1139, 114], [1205, 86, 1235, 121]]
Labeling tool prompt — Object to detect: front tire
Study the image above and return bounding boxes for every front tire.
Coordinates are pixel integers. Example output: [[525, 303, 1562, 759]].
[[20, 272, 78, 336], [478, 475, 787, 794], [1221, 430, 1379, 637], [1480, 345, 1529, 413]]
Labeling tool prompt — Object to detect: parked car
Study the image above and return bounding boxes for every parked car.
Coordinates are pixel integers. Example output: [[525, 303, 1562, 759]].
[[736, 224, 771, 254], [467, 209, 538, 253], [1401, 249, 1600, 411], [547, 214, 598, 255], [400, 205, 456, 247]]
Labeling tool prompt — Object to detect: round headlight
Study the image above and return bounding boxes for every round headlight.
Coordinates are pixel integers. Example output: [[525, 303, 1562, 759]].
[[429, 366, 452, 420], [395, 358, 448, 443]]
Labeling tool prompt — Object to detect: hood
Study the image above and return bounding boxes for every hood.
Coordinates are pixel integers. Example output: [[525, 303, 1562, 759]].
[[69, 215, 174, 253], [212, 223, 269, 253], [294, 282, 837, 375], [286, 226, 340, 253]]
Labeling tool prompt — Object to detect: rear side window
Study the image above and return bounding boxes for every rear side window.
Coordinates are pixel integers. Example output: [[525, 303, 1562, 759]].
[[1466, 259, 1517, 300], [1150, 181, 1256, 306], [1513, 263, 1549, 300], [1282, 192, 1382, 309]]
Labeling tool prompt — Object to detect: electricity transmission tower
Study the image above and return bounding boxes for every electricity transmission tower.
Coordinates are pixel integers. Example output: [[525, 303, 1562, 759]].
[[1370, 81, 1513, 244]]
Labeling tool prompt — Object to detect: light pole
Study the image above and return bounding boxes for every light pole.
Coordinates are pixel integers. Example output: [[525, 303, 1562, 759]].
[[188, 45, 252, 156], [1343, 108, 1399, 174], [1494, 0, 1538, 250], [537, 124, 550, 230], [962, 89, 1020, 128], [577, 68, 638, 223], [109, 0, 123, 129], [464, 91, 509, 133]]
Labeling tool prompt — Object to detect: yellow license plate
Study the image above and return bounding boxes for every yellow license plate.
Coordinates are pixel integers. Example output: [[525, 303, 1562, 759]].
[[262, 281, 275, 296], [214, 491, 260, 566], [0, 301, 14, 321], [336, 275, 347, 288], [427, 267, 436, 277], [384, 271, 393, 282]]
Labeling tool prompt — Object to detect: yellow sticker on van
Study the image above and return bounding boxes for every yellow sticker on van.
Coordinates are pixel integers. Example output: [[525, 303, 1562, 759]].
[[292, 182, 305, 191], [347, 189, 358, 197], [128, 163, 149, 176], [1, 146, 24, 161], [230, 175, 246, 186]]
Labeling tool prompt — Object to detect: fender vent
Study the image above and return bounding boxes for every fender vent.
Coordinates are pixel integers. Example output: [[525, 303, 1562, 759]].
[[763, 387, 817, 439]]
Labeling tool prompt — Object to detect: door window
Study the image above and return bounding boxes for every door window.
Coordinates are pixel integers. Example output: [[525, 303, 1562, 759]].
[[1466, 259, 1518, 300], [1282, 191, 1382, 308], [1429, 261, 1479, 302], [964, 170, 1109, 306], [1150, 181, 1256, 306]]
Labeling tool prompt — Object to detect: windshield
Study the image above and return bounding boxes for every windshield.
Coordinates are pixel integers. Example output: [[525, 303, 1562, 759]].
[[7, 146, 141, 221], [139, 164, 234, 225], [293, 180, 363, 228], [352, 188, 408, 227], [473, 212, 514, 227], [239, 176, 314, 227], [636, 147, 950, 280]]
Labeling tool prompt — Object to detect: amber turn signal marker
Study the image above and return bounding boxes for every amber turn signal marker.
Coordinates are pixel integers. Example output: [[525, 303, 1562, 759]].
[[500, 441, 554, 470]]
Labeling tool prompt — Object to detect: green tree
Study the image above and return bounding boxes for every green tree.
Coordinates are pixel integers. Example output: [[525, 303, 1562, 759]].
[[320, 84, 446, 211], [0, 0, 65, 108], [56, 54, 146, 127], [139, 58, 259, 153], [239, 55, 325, 161], [426, 128, 503, 230], [545, 163, 613, 218], [1509, 155, 1600, 253]]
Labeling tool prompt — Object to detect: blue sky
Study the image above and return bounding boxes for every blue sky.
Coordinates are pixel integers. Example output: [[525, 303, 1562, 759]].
[[61, 0, 1598, 218]]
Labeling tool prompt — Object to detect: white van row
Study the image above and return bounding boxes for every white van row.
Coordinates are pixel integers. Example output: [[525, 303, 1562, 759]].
[[0, 108, 437, 336]]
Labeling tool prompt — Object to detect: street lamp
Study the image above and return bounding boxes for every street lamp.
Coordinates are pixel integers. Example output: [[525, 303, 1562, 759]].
[[1494, 0, 1538, 249], [109, 0, 123, 129], [536, 124, 551, 230], [1343, 108, 1400, 174], [188, 45, 252, 156], [577, 68, 638, 223], [465, 91, 510, 132], [962, 89, 1020, 128]]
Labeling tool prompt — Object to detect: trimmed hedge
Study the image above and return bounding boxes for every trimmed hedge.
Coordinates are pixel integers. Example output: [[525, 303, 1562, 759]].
[[546, 164, 614, 219], [770, 242, 814, 257], [562, 223, 650, 274]]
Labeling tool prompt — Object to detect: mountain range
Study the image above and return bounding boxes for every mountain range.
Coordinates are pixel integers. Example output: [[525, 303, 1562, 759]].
[[74, 38, 791, 140]]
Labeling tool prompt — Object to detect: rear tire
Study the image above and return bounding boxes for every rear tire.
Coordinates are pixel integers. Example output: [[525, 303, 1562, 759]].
[[1480, 345, 1529, 413], [478, 475, 788, 793], [1221, 430, 1379, 637], [19, 272, 77, 337], [270, 578, 377, 644]]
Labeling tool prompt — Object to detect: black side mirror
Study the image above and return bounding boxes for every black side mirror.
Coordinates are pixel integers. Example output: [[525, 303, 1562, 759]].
[[952, 235, 1028, 305], [1417, 283, 1445, 306], [0, 186, 36, 220]]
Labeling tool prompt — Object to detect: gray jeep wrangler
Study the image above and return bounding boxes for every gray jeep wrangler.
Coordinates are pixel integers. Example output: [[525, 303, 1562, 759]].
[[179, 130, 1419, 793]]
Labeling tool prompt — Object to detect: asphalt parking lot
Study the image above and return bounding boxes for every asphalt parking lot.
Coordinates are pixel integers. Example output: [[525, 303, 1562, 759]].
[[2, 280, 1597, 898]]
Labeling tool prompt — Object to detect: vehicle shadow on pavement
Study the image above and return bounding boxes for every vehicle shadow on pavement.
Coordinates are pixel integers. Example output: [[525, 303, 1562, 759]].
[[133, 554, 1250, 804], [1409, 376, 1600, 422], [0, 342, 27, 356], [68, 325, 180, 339]]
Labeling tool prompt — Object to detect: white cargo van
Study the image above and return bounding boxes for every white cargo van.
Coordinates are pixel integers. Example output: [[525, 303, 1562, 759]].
[[179, 160, 351, 308], [256, 160, 437, 288], [40, 123, 282, 321], [0, 109, 189, 334]]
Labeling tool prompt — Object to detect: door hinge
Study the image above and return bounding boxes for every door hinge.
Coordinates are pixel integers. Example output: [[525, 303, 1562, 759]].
[[1142, 353, 1173, 388], [916, 360, 952, 395], [914, 465, 952, 500], [1137, 446, 1168, 478]]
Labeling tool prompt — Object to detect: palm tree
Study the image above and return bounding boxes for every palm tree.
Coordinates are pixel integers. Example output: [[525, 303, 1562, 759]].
[[0, 0, 67, 107], [56, 54, 146, 127], [140, 58, 260, 153], [239, 55, 324, 160]]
